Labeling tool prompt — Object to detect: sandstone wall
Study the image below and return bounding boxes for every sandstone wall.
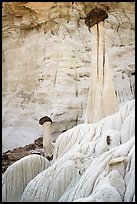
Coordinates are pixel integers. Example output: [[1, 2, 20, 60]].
[[2, 2, 135, 152]]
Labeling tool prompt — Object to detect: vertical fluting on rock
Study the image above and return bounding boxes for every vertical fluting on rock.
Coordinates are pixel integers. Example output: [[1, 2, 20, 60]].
[[85, 8, 118, 123]]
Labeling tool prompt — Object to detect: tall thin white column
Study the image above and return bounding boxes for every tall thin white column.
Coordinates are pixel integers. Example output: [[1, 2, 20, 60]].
[[42, 121, 53, 158], [85, 20, 118, 123]]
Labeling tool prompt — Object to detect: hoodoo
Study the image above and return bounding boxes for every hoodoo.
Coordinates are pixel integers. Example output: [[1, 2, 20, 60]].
[[85, 7, 118, 123], [39, 116, 53, 160]]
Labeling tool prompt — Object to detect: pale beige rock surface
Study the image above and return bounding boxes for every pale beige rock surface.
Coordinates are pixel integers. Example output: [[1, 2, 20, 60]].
[[2, 154, 50, 202], [2, 99, 134, 202], [2, 2, 135, 152]]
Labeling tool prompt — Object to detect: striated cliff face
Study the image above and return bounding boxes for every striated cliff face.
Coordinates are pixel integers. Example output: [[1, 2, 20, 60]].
[[2, 2, 135, 152]]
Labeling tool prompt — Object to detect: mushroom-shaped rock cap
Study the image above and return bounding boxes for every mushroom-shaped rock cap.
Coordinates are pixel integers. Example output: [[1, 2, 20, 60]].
[[85, 7, 108, 28], [39, 116, 52, 125]]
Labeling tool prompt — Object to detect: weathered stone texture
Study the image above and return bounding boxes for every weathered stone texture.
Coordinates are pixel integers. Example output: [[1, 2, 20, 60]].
[[2, 2, 135, 151]]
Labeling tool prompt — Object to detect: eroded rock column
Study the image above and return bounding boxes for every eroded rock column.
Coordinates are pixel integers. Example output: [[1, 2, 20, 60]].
[[85, 7, 118, 123]]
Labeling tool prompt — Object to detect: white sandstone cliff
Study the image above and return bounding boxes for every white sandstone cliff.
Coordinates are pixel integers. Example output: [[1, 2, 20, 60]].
[[2, 2, 135, 151]]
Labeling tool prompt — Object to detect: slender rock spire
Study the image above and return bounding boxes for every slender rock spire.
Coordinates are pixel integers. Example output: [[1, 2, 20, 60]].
[[85, 7, 118, 123]]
